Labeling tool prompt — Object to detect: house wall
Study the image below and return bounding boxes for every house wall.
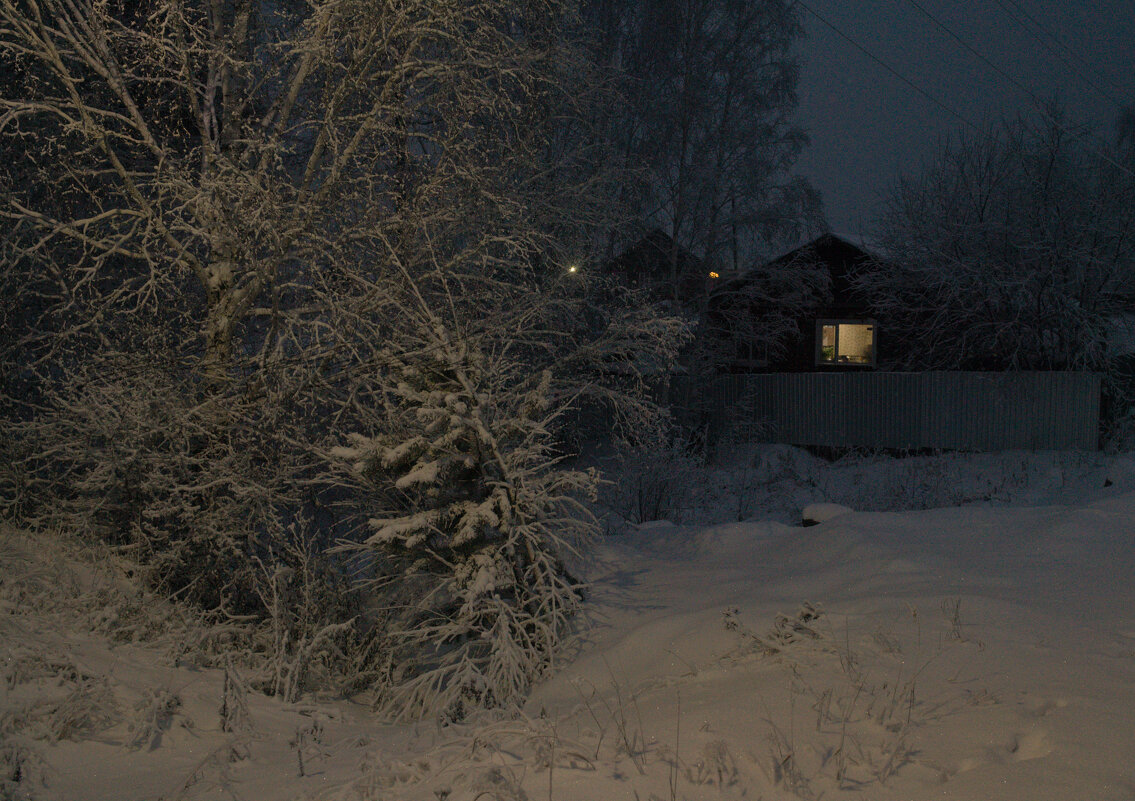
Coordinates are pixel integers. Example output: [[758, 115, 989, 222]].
[[707, 234, 882, 373], [671, 371, 1101, 451]]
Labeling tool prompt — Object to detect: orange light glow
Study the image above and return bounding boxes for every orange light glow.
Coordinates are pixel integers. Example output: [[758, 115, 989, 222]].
[[708, 271, 719, 279]]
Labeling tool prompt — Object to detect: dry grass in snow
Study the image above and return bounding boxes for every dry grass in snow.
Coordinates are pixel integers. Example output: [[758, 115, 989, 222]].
[[2, 449, 1135, 800]]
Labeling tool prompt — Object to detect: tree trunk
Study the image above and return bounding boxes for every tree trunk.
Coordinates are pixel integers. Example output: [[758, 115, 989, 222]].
[[200, 257, 256, 382]]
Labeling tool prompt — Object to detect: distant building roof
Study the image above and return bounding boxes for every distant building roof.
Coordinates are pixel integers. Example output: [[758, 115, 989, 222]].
[[604, 228, 708, 305], [761, 232, 876, 269], [716, 232, 879, 310]]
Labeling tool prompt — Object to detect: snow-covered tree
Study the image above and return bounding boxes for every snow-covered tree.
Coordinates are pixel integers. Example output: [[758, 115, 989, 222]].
[[860, 110, 1135, 372], [1, 0, 691, 715], [699, 251, 831, 371], [0, 0, 613, 382], [584, 0, 824, 294], [330, 317, 598, 720]]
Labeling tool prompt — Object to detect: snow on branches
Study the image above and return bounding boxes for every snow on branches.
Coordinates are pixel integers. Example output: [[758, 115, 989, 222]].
[[335, 328, 597, 721]]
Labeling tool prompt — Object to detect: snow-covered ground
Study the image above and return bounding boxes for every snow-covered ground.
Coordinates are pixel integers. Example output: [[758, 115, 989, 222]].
[[3, 447, 1135, 800]]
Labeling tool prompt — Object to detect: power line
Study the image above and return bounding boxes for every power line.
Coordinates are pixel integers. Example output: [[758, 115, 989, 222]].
[[996, 0, 1130, 108], [795, 0, 980, 133], [901, 0, 1052, 109], [896, 0, 1135, 177], [800, 0, 1135, 179], [990, 0, 1131, 110]]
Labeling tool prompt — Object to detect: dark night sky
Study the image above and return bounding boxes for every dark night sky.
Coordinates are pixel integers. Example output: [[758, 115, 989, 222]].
[[793, 0, 1135, 238]]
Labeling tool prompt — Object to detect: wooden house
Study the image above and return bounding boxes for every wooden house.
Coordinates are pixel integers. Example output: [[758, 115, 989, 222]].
[[676, 234, 1105, 451], [705, 233, 881, 372]]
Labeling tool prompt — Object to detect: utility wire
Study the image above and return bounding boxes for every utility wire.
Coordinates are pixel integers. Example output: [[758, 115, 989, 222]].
[[990, 0, 1131, 110], [901, 0, 1055, 109], [897, 0, 1135, 177], [800, 0, 1135, 179], [795, 0, 980, 133]]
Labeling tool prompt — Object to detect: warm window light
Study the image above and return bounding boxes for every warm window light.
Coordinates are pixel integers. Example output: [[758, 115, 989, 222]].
[[568, 264, 578, 273], [708, 271, 719, 278], [817, 320, 875, 365]]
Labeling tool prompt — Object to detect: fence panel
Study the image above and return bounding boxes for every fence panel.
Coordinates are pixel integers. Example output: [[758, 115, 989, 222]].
[[673, 371, 1100, 451]]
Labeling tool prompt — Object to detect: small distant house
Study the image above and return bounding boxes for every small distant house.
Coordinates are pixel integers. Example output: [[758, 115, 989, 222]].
[[706, 233, 881, 372], [604, 229, 715, 309]]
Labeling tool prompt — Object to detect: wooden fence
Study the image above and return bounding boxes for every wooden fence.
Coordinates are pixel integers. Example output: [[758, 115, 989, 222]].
[[670, 371, 1101, 452]]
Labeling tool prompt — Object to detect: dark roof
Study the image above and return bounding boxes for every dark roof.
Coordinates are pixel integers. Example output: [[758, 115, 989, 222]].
[[761, 233, 876, 298], [604, 228, 707, 302], [606, 229, 700, 271], [711, 232, 878, 309]]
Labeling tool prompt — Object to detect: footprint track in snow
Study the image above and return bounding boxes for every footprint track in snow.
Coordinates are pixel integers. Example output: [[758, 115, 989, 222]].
[[1007, 729, 1053, 761], [951, 728, 1054, 776]]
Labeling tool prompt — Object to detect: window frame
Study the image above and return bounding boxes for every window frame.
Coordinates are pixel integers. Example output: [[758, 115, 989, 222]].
[[816, 318, 876, 367]]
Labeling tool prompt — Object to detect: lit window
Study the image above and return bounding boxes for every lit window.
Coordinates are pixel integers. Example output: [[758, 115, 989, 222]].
[[817, 320, 875, 366], [708, 271, 720, 279]]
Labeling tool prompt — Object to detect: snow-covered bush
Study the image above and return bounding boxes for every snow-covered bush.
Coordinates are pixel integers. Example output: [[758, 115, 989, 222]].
[[603, 445, 702, 524], [333, 326, 597, 721], [1, 356, 361, 701], [860, 109, 1135, 373], [0, 651, 119, 744], [125, 689, 185, 751], [8, 361, 272, 605], [0, 0, 693, 717]]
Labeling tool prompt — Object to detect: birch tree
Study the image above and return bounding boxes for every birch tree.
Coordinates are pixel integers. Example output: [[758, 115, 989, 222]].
[[585, 0, 823, 305], [2, 0, 692, 711], [0, 0, 605, 380]]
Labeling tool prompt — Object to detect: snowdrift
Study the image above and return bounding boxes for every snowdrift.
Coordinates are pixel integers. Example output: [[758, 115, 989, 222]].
[[3, 487, 1134, 800]]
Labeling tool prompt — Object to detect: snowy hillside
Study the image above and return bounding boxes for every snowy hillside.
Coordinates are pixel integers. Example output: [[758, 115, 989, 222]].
[[3, 450, 1135, 801]]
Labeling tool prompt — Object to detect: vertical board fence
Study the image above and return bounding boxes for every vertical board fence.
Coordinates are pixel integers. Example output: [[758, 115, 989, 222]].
[[670, 372, 1101, 452]]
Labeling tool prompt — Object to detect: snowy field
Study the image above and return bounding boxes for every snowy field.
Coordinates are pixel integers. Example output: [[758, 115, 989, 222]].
[[3, 447, 1135, 800]]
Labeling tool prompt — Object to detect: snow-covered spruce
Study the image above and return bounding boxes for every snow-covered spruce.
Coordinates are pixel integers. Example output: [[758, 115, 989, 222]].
[[334, 328, 596, 721]]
